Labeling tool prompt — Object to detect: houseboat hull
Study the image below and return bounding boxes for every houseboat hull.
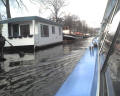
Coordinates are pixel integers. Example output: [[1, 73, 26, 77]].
[[4, 45, 34, 53], [4, 41, 63, 53]]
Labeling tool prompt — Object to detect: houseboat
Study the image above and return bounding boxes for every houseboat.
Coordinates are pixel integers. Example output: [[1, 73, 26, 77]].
[[0, 16, 63, 50]]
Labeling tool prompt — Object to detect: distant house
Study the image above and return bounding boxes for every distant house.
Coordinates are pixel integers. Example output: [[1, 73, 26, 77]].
[[63, 29, 71, 34], [74, 32, 84, 36], [63, 26, 73, 35], [0, 16, 63, 48]]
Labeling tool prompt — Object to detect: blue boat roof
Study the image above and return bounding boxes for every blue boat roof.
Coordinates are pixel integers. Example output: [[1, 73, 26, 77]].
[[0, 16, 62, 26], [55, 47, 98, 96]]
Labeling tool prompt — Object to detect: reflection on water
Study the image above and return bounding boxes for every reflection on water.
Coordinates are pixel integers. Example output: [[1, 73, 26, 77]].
[[35, 45, 64, 63], [0, 38, 92, 96], [0, 52, 35, 96]]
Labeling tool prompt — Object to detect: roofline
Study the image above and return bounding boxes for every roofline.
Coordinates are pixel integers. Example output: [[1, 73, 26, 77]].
[[0, 16, 63, 26]]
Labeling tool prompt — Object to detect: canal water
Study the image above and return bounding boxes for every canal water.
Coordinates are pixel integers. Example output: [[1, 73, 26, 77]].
[[0, 38, 93, 96]]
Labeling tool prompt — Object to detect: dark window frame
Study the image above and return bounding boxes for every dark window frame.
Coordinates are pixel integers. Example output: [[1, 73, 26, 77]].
[[12, 24, 19, 38], [52, 26, 55, 34], [20, 24, 30, 37], [41, 24, 49, 37], [8, 23, 12, 38]]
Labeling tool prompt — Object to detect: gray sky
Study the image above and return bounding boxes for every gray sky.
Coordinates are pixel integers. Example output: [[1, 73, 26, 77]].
[[2, 0, 108, 28], [65, 0, 108, 28]]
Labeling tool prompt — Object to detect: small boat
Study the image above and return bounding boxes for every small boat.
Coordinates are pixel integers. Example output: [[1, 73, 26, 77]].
[[63, 34, 77, 40]]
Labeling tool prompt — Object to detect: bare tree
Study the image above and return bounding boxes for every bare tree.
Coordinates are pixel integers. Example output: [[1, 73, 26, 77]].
[[32, 0, 67, 22], [63, 14, 82, 32], [63, 14, 97, 35], [0, 13, 3, 34], [48, 0, 66, 22], [64, 15, 74, 30], [0, 0, 27, 18], [1, 0, 11, 18]]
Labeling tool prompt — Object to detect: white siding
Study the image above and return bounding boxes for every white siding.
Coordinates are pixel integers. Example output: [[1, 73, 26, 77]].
[[35, 22, 63, 47], [2, 24, 8, 37], [34, 21, 39, 46], [2, 22, 34, 47]]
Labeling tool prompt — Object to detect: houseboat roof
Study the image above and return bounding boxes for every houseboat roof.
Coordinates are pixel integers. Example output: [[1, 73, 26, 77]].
[[0, 16, 62, 26]]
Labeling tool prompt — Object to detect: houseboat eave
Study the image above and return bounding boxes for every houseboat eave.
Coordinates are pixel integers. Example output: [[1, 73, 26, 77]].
[[0, 16, 62, 26]]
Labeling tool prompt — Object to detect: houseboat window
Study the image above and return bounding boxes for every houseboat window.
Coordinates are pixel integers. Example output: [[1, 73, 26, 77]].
[[41, 25, 49, 37], [13, 24, 19, 38], [20, 25, 30, 37], [52, 26, 55, 34], [8, 23, 12, 37], [59, 27, 62, 35]]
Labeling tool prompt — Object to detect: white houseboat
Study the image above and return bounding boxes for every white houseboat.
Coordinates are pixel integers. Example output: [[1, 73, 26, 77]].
[[0, 16, 63, 50]]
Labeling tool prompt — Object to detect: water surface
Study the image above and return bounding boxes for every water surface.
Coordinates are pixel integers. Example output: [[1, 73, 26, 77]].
[[0, 38, 92, 96]]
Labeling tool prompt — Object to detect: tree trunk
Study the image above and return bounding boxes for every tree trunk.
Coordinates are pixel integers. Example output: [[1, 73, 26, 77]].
[[6, 0, 11, 18], [55, 10, 58, 22], [0, 13, 3, 34]]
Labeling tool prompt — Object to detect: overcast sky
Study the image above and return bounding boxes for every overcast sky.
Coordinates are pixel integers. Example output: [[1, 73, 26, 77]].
[[65, 0, 108, 28], [1, 0, 108, 28]]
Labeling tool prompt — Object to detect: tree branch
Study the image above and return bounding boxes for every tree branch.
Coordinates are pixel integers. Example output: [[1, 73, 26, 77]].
[[16, 0, 22, 8], [29, 0, 37, 5], [1, 0, 6, 7], [19, 0, 27, 9]]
